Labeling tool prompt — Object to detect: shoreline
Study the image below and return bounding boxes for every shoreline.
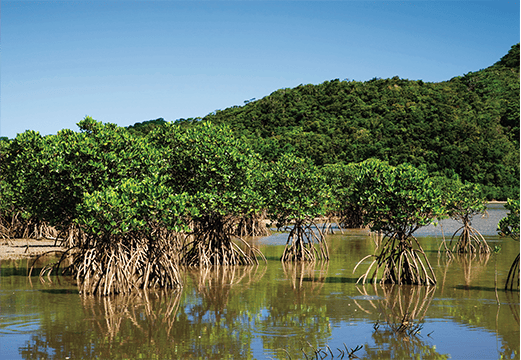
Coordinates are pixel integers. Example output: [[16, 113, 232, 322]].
[[0, 239, 66, 261], [0, 201, 506, 260]]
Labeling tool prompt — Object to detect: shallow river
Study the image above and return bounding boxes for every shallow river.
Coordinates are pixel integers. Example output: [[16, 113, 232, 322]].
[[1, 204, 519, 359]]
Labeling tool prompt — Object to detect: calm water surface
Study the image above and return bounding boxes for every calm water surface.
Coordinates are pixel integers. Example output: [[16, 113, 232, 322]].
[[0, 204, 519, 359]]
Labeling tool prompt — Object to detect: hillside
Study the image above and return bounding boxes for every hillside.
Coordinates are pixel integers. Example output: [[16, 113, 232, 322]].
[[203, 44, 520, 199], [133, 44, 520, 200]]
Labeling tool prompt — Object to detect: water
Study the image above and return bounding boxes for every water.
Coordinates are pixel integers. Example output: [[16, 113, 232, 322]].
[[0, 204, 519, 359]]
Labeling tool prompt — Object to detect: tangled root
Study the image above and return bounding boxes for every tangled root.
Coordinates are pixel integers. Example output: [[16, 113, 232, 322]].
[[281, 221, 329, 262], [354, 234, 436, 286]]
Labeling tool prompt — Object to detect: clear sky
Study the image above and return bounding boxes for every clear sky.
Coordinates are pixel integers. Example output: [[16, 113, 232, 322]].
[[1, 0, 519, 139]]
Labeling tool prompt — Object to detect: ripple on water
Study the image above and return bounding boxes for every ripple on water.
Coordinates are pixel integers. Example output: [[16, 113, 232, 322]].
[[350, 295, 384, 300], [0, 316, 40, 335]]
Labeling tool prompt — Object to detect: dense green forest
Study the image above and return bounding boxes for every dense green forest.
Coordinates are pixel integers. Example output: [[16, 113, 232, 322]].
[[136, 44, 519, 200]]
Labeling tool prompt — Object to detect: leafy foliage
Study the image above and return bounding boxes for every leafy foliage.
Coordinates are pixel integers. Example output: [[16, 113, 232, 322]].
[[498, 198, 520, 240], [1, 117, 157, 232], [148, 121, 262, 218], [350, 159, 445, 239], [125, 117, 167, 136], [321, 162, 364, 229], [262, 154, 330, 227], [77, 176, 192, 237]]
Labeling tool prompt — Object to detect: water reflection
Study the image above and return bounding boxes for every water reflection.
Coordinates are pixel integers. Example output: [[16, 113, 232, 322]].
[[17, 289, 184, 359], [81, 289, 182, 340], [505, 291, 520, 329], [256, 261, 334, 359], [353, 284, 435, 324], [281, 260, 328, 291], [187, 265, 267, 316], [3, 209, 520, 360], [190, 265, 267, 292], [436, 250, 492, 293], [354, 284, 450, 360], [455, 253, 491, 289], [364, 328, 449, 360], [17, 267, 270, 359]]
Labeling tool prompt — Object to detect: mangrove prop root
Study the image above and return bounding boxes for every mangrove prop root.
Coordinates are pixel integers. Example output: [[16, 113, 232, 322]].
[[70, 235, 183, 296], [354, 233, 436, 286], [505, 253, 520, 291], [449, 223, 490, 254], [180, 218, 266, 267], [281, 221, 329, 262], [233, 213, 271, 237]]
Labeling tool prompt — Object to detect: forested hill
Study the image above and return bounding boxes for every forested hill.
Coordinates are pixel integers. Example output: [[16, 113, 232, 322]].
[[202, 44, 519, 199], [134, 44, 520, 200]]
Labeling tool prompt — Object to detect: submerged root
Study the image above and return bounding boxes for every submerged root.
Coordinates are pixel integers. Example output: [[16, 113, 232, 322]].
[[450, 223, 490, 254], [281, 221, 329, 262], [67, 236, 183, 296], [354, 234, 436, 286], [181, 224, 266, 267]]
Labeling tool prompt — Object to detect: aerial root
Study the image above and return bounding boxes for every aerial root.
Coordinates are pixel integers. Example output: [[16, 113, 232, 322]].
[[450, 224, 490, 254], [354, 233, 436, 286], [181, 223, 264, 267], [72, 238, 182, 296], [281, 221, 329, 262], [505, 253, 520, 291]]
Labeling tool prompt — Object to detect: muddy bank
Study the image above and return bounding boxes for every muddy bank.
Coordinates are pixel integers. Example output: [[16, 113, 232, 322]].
[[0, 239, 66, 260]]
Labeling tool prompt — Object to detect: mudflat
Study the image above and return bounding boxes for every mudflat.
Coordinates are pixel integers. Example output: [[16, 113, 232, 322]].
[[0, 238, 66, 260]]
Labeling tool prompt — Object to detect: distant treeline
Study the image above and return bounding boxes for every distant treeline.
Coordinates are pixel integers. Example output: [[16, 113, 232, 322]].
[[129, 44, 520, 200]]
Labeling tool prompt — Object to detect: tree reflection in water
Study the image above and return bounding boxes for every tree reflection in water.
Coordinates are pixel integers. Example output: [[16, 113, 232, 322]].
[[282, 260, 328, 293], [501, 291, 520, 360], [456, 252, 490, 289], [187, 265, 267, 317], [436, 250, 491, 292], [258, 261, 333, 359], [18, 266, 269, 360], [81, 288, 182, 340], [19, 288, 184, 359], [354, 284, 450, 360], [178, 265, 268, 359]]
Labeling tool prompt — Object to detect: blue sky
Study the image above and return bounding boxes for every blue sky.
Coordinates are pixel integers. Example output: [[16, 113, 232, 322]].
[[1, 1, 519, 139]]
